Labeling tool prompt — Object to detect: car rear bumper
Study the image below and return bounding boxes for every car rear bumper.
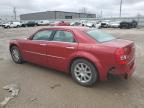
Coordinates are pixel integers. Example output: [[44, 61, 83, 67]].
[[108, 59, 135, 79]]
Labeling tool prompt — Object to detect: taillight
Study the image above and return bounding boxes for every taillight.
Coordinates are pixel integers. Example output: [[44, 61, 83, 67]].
[[115, 48, 127, 65]]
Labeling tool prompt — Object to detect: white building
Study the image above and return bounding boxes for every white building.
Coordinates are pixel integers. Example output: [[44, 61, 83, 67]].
[[0, 15, 20, 22]]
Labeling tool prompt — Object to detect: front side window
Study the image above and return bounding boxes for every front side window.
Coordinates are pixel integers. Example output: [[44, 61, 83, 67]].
[[86, 29, 116, 42], [52, 30, 75, 42], [32, 30, 53, 40]]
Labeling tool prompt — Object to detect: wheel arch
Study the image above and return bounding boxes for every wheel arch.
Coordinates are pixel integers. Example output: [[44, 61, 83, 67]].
[[9, 43, 19, 51], [9, 43, 22, 55], [69, 56, 102, 81], [9, 43, 24, 63]]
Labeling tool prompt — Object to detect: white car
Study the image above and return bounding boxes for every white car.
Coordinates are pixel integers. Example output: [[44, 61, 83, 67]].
[[37, 20, 50, 26], [101, 20, 111, 28], [85, 21, 101, 29], [70, 22, 82, 26], [110, 21, 121, 28], [95, 22, 101, 29], [2, 22, 21, 28], [85, 22, 96, 28]]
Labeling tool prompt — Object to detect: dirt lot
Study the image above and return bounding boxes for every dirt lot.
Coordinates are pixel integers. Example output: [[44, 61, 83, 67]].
[[0, 26, 144, 108]]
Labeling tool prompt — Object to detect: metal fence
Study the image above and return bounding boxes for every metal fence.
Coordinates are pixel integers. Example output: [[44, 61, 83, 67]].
[[2, 16, 144, 27], [42, 16, 144, 27], [96, 17, 144, 27]]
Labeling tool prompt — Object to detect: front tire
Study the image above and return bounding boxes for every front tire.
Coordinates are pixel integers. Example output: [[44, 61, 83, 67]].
[[71, 59, 98, 86], [10, 46, 23, 64]]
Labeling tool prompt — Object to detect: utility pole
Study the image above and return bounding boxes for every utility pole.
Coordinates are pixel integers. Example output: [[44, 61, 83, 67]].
[[119, 0, 123, 17], [13, 7, 17, 20], [137, 13, 141, 27], [82, 7, 87, 18], [101, 10, 103, 19]]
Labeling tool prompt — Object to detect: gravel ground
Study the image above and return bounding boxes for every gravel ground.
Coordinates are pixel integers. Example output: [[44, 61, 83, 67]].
[[0, 26, 144, 108]]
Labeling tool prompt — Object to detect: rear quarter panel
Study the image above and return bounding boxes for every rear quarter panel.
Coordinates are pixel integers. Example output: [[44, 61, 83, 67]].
[[91, 44, 117, 80], [75, 43, 117, 80]]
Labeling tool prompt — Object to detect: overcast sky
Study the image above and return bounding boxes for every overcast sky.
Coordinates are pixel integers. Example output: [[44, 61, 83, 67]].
[[0, 0, 143, 17]]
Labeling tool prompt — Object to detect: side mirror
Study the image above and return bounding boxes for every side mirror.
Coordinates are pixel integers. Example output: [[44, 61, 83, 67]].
[[27, 37, 30, 40], [28, 37, 33, 40]]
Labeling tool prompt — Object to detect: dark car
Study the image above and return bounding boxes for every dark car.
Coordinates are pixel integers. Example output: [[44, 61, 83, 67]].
[[21, 21, 38, 27], [9, 26, 135, 86], [120, 20, 138, 29]]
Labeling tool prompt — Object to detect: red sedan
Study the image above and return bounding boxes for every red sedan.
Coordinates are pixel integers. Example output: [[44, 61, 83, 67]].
[[9, 26, 135, 86]]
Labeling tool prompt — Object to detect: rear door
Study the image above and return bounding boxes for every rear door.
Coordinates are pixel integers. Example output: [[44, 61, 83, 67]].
[[22, 30, 53, 66], [47, 30, 78, 72]]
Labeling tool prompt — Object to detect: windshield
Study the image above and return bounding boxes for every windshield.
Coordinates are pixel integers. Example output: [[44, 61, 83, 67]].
[[86, 29, 116, 42]]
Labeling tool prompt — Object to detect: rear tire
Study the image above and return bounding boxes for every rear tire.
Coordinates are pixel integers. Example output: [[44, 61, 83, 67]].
[[10, 46, 23, 64], [71, 59, 98, 86]]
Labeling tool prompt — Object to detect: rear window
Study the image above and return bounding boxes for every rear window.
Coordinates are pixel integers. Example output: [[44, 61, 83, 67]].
[[86, 29, 116, 42]]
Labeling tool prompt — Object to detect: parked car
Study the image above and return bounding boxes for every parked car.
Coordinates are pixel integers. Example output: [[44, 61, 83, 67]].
[[2, 21, 21, 28], [80, 20, 87, 26], [70, 22, 82, 26], [85, 21, 96, 28], [38, 20, 50, 26], [95, 22, 101, 29], [71, 21, 101, 29], [109, 21, 121, 28], [49, 21, 70, 26], [119, 20, 138, 29], [21, 21, 38, 27], [101, 20, 110, 28], [0, 22, 3, 26], [86, 21, 101, 29], [9, 26, 135, 86]]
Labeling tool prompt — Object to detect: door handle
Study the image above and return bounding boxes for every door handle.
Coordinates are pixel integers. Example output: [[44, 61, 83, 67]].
[[40, 44, 46, 46], [66, 46, 75, 49]]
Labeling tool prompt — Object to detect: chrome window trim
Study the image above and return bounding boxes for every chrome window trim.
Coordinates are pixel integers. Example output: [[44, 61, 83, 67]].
[[30, 30, 78, 44], [52, 30, 78, 43], [30, 39, 78, 44], [32, 30, 53, 41]]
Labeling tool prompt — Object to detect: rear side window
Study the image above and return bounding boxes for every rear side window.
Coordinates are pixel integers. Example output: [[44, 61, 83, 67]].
[[52, 30, 75, 42], [33, 30, 53, 40], [86, 30, 116, 42]]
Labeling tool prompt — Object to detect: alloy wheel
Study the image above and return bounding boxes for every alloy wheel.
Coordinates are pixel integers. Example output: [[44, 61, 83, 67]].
[[74, 63, 92, 83]]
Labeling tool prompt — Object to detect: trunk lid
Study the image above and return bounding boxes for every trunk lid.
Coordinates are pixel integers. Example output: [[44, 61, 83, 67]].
[[102, 39, 135, 63]]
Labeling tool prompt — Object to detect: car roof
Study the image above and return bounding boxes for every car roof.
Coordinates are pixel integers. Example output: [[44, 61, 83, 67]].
[[40, 26, 89, 31]]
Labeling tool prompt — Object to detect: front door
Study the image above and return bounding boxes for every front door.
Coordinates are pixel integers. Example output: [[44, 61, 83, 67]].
[[22, 30, 53, 66]]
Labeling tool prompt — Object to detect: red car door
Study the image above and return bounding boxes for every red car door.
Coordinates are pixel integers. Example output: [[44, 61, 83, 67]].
[[47, 30, 78, 72], [22, 30, 53, 66]]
